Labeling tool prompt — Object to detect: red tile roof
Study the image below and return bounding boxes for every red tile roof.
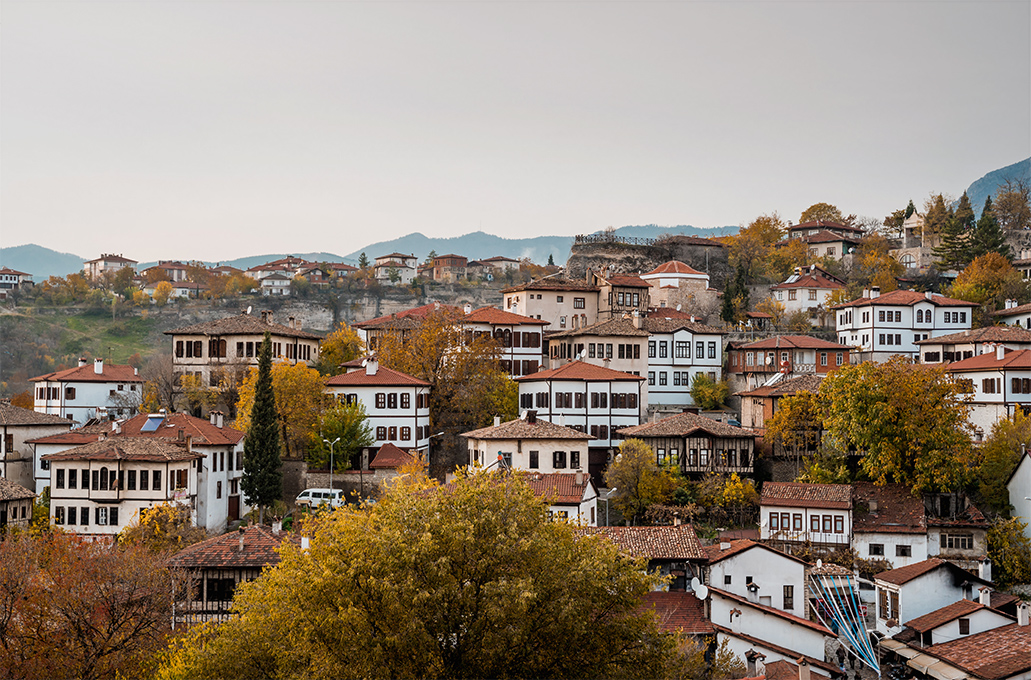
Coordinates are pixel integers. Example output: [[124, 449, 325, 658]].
[[947, 348, 1031, 372], [501, 277, 600, 294], [833, 289, 976, 310], [903, 599, 989, 632], [461, 306, 549, 326], [119, 412, 245, 446], [165, 313, 320, 339], [579, 524, 705, 560], [641, 317, 724, 335], [710, 586, 834, 635], [522, 471, 593, 504], [352, 302, 461, 329], [922, 623, 1031, 679], [30, 362, 142, 384], [618, 412, 755, 440], [605, 274, 651, 288], [992, 301, 1031, 316], [0, 400, 73, 426], [641, 591, 714, 634], [702, 538, 808, 566], [516, 360, 646, 383], [790, 220, 865, 234], [325, 366, 429, 387], [712, 626, 840, 677], [0, 477, 34, 502], [27, 421, 110, 445], [462, 417, 594, 441], [169, 525, 296, 569], [760, 482, 851, 509], [737, 375, 824, 398], [0, 266, 31, 276], [914, 326, 1031, 345], [770, 269, 845, 291], [874, 557, 952, 586], [644, 261, 708, 277], [735, 335, 851, 351], [41, 436, 202, 463], [369, 443, 415, 469], [763, 660, 831, 680], [549, 317, 650, 339], [852, 482, 926, 535]]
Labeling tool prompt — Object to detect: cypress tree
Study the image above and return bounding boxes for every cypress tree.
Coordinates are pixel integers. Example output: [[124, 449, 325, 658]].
[[933, 192, 975, 270], [241, 330, 282, 523], [972, 196, 1012, 261]]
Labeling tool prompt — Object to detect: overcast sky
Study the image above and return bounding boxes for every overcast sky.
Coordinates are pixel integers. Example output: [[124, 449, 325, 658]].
[[2, 1, 1029, 263]]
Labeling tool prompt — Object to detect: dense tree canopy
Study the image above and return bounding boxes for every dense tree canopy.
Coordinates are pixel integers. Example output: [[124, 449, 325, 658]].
[[819, 356, 972, 493], [948, 252, 1026, 313], [604, 438, 675, 524], [316, 322, 365, 375], [992, 179, 1031, 232], [309, 400, 374, 472], [155, 471, 675, 679], [241, 331, 283, 522], [237, 358, 328, 459], [799, 202, 845, 224]]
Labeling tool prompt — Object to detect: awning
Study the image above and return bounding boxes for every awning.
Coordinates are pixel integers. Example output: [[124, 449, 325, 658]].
[[907, 654, 968, 680], [880, 639, 918, 659]]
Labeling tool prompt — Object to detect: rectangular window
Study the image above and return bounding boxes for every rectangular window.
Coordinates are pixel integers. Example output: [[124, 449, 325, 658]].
[[618, 344, 626, 359], [648, 341, 656, 358], [834, 515, 844, 533], [788, 290, 797, 301], [387, 393, 398, 409], [836, 352, 844, 365], [783, 585, 794, 610], [570, 451, 580, 468], [958, 618, 970, 635], [401, 427, 411, 441], [822, 515, 832, 533], [573, 297, 585, 309], [676, 341, 688, 358], [708, 342, 716, 359], [126, 470, 136, 490], [659, 342, 668, 358], [56, 469, 65, 489], [140, 470, 149, 491], [529, 451, 539, 469], [659, 372, 667, 386], [820, 352, 828, 366], [401, 393, 410, 409], [696, 342, 704, 359], [553, 451, 567, 469], [770, 513, 780, 531], [879, 310, 885, 322], [634, 344, 640, 359], [648, 372, 655, 385], [606, 344, 613, 359], [808, 289, 817, 301], [896, 544, 912, 557], [55, 506, 65, 524], [673, 372, 681, 386], [869, 543, 885, 556], [811, 515, 820, 533], [67, 507, 76, 525], [388, 426, 397, 440], [793, 514, 802, 531], [375, 393, 386, 409], [724, 575, 732, 585], [68, 469, 77, 489], [96, 507, 108, 525], [588, 344, 596, 358]]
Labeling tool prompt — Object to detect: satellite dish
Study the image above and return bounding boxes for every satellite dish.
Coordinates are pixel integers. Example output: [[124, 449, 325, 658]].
[[579, 349, 587, 360], [361, 359, 367, 367], [520, 410, 527, 420], [246, 305, 253, 315], [816, 559, 823, 569], [695, 584, 709, 600], [690, 577, 701, 591], [676, 304, 682, 311]]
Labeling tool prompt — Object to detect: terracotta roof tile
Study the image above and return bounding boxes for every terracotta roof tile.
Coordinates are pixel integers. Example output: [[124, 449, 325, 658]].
[[353, 303, 461, 329], [644, 261, 708, 277], [702, 538, 808, 566], [790, 220, 865, 234], [922, 623, 1031, 679], [874, 557, 948, 585], [770, 271, 845, 291], [549, 318, 650, 339], [169, 525, 296, 569], [0, 477, 34, 502], [914, 326, 1031, 345], [165, 313, 320, 339], [993, 301, 1031, 316], [760, 482, 851, 509], [832, 290, 976, 310], [369, 443, 416, 469], [852, 482, 926, 535], [522, 471, 593, 504], [641, 317, 724, 335], [119, 412, 245, 446], [501, 277, 600, 294], [27, 422, 109, 445], [640, 591, 714, 634], [712, 625, 840, 677], [619, 412, 755, 440], [462, 417, 594, 441], [736, 335, 852, 351], [605, 274, 651, 288], [30, 362, 142, 384], [461, 306, 549, 326], [763, 660, 831, 680], [737, 375, 824, 398], [903, 599, 988, 632], [40, 437, 202, 463], [325, 366, 429, 387], [947, 348, 1031, 372], [578, 524, 705, 560], [0, 401, 74, 426], [516, 360, 646, 383]]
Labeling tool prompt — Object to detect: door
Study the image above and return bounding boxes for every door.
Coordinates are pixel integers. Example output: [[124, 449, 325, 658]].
[[228, 495, 240, 521]]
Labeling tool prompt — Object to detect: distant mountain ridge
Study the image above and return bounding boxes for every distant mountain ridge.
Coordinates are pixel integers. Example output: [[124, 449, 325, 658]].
[[0, 244, 86, 280], [963, 157, 1030, 217]]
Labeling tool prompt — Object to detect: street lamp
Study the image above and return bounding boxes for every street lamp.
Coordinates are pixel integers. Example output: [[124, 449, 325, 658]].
[[602, 487, 618, 526], [322, 437, 340, 496]]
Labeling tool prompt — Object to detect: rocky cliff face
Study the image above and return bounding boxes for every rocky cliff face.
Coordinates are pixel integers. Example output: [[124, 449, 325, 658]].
[[564, 235, 731, 290]]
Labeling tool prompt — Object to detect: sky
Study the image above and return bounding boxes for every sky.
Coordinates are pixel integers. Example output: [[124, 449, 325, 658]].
[[2, 1, 1029, 263]]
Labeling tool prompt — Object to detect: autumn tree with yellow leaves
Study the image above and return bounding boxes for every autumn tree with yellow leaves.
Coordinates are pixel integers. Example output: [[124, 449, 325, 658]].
[[604, 438, 676, 525], [236, 359, 328, 459], [315, 321, 365, 375], [819, 356, 972, 493], [154, 471, 679, 679]]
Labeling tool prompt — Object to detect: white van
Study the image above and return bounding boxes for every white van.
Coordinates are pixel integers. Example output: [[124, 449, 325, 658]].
[[295, 488, 344, 509]]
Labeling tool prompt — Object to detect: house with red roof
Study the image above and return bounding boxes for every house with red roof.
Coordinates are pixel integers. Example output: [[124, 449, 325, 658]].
[[589, 270, 651, 321], [516, 361, 645, 480], [833, 288, 975, 362], [522, 471, 598, 525], [873, 557, 994, 637], [784, 220, 865, 262], [373, 253, 417, 285], [640, 591, 714, 636], [737, 374, 823, 437], [42, 436, 202, 539], [880, 606, 1031, 680], [618, 411, 756, 479], [946, 346, 1031, 438], [430, 254, 468, 282], [0, 477, 35, 530], [0, 266, 33, 299], [324, 358, 431, 463], [354, 301, 461, 349], [31, 358, 143, 424], [169, 524, 297, 626], [890, 598, 1016, 649], [579, 524, 706, 590], [726, 335, 851, 392], [0, 398, 73, 490], [759, 482, 852, 551], [83, 253, 137, 281], [703, 539, 808, 616], [502, 275, 601, 330], [547, 317, 650, 376], [462, 410, 594, 475], [639, 260, 718, 312], [915, 325, 1031, 364], [459, 306, 548, 378], [769, 265, 846, 327]]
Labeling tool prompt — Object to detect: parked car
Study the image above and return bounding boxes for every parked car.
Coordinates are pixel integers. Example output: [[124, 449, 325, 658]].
[[295, 488, 344, 509]]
